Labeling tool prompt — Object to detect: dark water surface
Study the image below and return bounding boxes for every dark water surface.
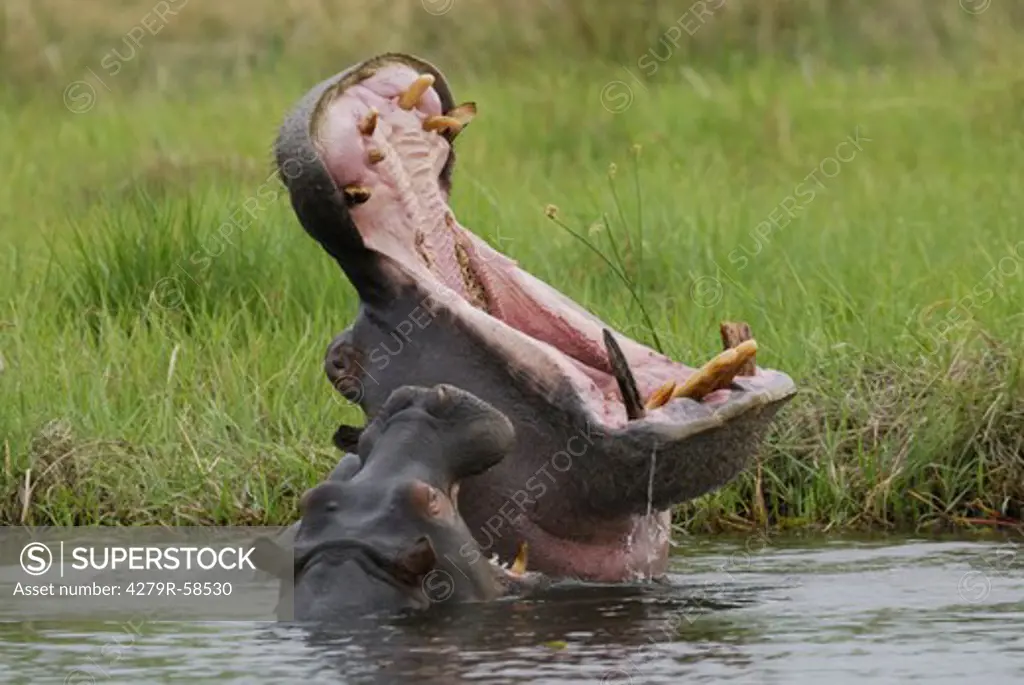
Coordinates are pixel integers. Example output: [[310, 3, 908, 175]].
[[1, 536, 1021, 684]]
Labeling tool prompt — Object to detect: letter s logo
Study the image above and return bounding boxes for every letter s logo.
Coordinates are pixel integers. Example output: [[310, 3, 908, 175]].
[[21, 543, 53, 576]]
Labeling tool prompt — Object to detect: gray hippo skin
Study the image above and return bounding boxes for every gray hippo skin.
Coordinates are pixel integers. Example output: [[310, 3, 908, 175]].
[[252, 384, 540, 620], [273, 53, 798, 582]]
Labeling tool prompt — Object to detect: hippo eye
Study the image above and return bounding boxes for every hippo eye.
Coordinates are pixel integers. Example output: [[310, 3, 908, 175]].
[[300, 489, 340, 515]]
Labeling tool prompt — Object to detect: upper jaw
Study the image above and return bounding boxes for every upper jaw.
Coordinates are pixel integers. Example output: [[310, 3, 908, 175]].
[[273, 53, 460, 307]]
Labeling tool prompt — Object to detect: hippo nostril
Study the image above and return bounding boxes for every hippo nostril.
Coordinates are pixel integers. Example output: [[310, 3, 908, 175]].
[[325, 501, 339, 512]]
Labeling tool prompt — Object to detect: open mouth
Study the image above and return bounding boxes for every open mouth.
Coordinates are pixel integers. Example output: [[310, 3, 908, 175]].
[[289, 54, 796, 435]]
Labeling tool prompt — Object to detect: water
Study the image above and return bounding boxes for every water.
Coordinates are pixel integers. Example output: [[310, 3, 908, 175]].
[[1, 535, 1021, 684]]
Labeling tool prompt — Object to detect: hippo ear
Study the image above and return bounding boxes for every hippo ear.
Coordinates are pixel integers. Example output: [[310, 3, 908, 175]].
[[390, 536, 437, 586], [433, 414, 515, 485], [421, 385, 516, 483], [249, 536, 291, 579], [359, 385, 515, 488], [327, 453, 362, 481]]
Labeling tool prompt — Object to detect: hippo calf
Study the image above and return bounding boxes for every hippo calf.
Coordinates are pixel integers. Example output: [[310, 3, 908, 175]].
[[273, 53, 797, 585], [252, 384, 540, 620]]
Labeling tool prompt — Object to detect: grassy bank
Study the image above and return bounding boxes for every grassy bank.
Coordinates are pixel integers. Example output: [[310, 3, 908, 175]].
[[1, 2, 1022, 533]]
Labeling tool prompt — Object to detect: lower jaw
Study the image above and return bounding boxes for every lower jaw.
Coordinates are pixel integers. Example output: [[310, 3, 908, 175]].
[[475, 510, 673, 582]]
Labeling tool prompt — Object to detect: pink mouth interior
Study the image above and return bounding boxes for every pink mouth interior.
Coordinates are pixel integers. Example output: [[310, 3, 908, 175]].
[[315, 64, 747, 428]]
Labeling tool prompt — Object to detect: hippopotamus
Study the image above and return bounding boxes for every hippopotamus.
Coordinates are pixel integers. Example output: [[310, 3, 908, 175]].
[[272, 52, 797, 586], [252, 384, 541, 620]]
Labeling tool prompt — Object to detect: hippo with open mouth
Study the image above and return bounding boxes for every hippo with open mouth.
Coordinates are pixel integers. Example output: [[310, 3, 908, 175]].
[[273, 53, 797, 585]]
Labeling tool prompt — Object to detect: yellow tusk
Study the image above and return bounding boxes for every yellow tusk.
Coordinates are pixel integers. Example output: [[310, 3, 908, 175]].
[[510, 541, 529, 575], [422, 115, 464, 135], [644, 381, 677, 410], [398, 73, 435, 110], [646, 326, 760, 410], [367, 149, 385, 164], [343, 184, 371, 206], [358, 108, 378, 136], [671, 340, 758, 403]]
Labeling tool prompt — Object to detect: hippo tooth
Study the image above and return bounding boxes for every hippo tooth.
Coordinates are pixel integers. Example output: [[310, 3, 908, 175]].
[[357, 108, 378, 136], [720, 321, 758, 376], [367, 149, 385, 164], [510, 542, 529, 575], [342, 184, 372, 206], [644, 381, 677, 410], [646, 339, 759, 409], [422, 115, 463, 135], [670, 340, 758, 401], [398, 73, 435, 110], [602, 329, 645, 421]]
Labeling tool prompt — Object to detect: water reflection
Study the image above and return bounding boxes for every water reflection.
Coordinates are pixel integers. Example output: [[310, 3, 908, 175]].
[[278, 581, 765, 683]]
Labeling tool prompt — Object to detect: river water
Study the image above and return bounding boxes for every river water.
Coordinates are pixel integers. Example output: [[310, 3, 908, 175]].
[[1, 535, 1021, 684]]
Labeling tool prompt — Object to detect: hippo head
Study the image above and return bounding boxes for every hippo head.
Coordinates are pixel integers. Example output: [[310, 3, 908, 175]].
[[253, 384, 536, 620], [273, 54, 797, 582]]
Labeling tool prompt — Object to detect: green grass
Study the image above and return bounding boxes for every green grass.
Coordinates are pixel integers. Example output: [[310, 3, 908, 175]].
[[2, 45, 1022, 532]]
